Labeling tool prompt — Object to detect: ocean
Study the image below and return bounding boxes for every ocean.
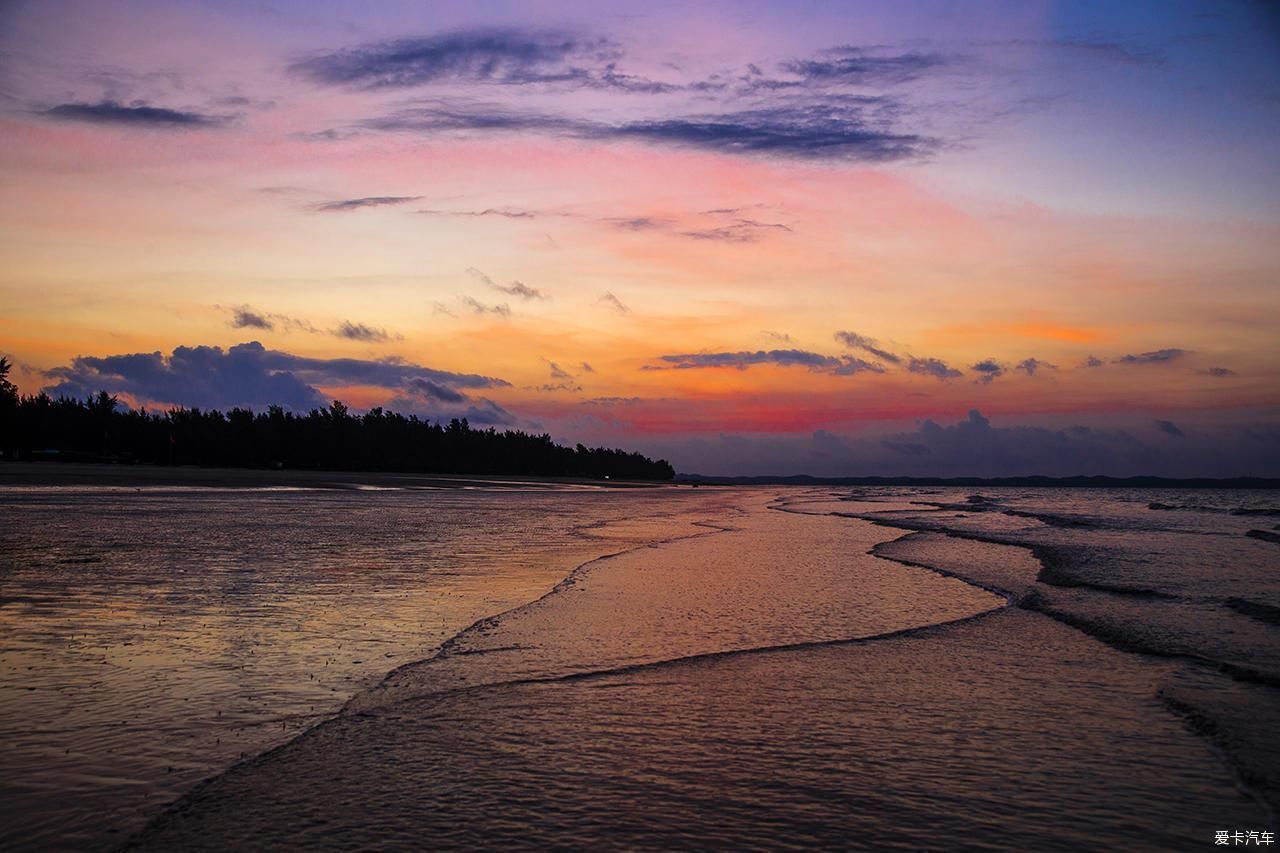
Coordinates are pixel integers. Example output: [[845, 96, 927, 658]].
[[1, 481, 1276, 849]]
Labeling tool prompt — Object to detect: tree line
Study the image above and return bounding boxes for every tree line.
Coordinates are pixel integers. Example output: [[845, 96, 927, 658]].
[[0, 360, 674, 480]]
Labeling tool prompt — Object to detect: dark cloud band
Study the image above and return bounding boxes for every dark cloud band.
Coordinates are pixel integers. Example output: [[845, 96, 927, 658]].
[[834, 330, 902, 364], [1115, 348, 1187, 365], [652, 349, 884, 375], [290, 29, 619, 89], [45, 100, 228, 127], [314, 196, 422, 212]]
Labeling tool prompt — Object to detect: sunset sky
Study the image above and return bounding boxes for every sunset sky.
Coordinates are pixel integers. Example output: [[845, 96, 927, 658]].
[[2, 0, 1278, 475]]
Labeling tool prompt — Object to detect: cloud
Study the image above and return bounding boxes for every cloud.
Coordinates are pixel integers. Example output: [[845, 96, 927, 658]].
[[230, 307, 274, 330], [780, 47, 948, 85], [290, 29, 959, 106], [650, 349, 885, 375], [223, 305, 318, 334], [292, 27, 691, 96], [297, 128, 357, 142], [604, 210, 794, 244], [1017, 357, 1057, 375], [580, 396, 644, 406], [357, 101, 933, 162], [972, 357, 1057, 382], [467, 267, 547, 300], [226, 306, 392, 341], [393, 377, 523, 425], [1114, 348, 1187, 365], [906, 356, 963, 380], [1081, 355, 1105, 368], [453, 399, 518, 426], [969, 358, 1005, 384], [548, 361, 573, 380], [598, 292, 630, 314], [497, 280, 545, 299], [334, 321, 392, 343], [763, 330, 793, 343], [1205, 367, 1238, 377], [638, 409, 1280, 478], [289, 28, 620, 89], [579, 362, 595, 373], [460, 296, 511, 316], [598, 105, 930, 161], [461, 399, 519, 425], [1155, 419, 1185, 438], [420, 207, 542, 219], [407, 378, 466, 403], [833, 330, 902, 364], [387, 393, 518, 426], [529, 382, 583, 393], [679, 218, 793, 242], [293, 32, 962, 162], [592, 65, 683, 94], [314, 196, 422, 212], [604, 216, 670, 231], [42, 341, 508, 412], [358, 103, 574, 135], [44, 100, 229, 127]]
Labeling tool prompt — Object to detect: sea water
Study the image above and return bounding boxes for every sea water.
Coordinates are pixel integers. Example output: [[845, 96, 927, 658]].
[[2, 484, 1277, 849]]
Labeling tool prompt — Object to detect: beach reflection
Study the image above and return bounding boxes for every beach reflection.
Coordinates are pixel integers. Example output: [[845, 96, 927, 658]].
[[0, 484, 734, 850]]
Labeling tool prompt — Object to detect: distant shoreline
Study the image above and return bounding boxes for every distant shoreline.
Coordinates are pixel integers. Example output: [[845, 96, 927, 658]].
[[0, 461, 673, 490], [676, 473, 1280, 489], [3, 461, 1275, 490]]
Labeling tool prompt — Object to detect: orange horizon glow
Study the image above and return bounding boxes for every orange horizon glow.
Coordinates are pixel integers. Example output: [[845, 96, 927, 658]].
[[2, 0, 1278, 474]]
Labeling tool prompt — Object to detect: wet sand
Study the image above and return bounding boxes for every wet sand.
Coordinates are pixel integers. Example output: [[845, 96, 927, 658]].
[[0, 479, 737, 849], [124, 495, 1267, 850], [0, 461, 670, 490]]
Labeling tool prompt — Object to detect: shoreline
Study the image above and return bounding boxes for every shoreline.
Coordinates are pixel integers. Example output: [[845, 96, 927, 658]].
[[0, 461, 677, 490], [119, 504, 749, 849], [9, 461, 1276, 491], [343, 517, 742, 714], [682, 474, 1280, 488]]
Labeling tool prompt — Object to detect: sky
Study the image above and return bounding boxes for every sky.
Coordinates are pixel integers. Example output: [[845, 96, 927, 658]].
[[1, 0, 1278, 476]]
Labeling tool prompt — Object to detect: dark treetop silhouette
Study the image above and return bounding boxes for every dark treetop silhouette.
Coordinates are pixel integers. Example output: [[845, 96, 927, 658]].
[[0, 365, 673, 480]]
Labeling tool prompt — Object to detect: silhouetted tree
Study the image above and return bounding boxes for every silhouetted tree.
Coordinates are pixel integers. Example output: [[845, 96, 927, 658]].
[[2, 391, 675, 480], [0, 358, 16, 404], [0, 358, 18, 455]]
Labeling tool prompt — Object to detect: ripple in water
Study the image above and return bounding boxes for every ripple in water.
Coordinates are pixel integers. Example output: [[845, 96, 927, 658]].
[[0, 484, 740, 850], [128, 491, 1271, 849]]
